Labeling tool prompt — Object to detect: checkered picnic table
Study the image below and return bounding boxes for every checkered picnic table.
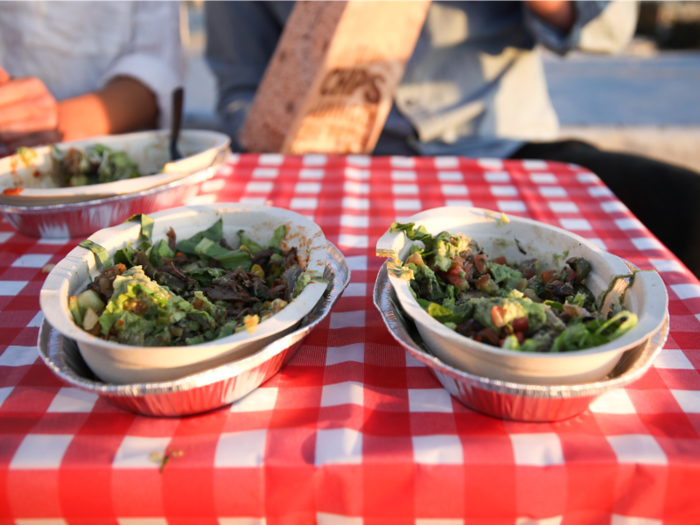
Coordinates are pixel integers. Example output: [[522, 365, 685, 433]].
[[1, 153, 699, 525]]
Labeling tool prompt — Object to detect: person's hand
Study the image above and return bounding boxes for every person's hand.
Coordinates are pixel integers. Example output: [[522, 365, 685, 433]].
[[0, 66, 62, 152]]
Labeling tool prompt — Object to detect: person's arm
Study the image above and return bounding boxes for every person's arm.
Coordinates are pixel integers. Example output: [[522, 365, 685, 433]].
[[57, 76, 158, 141]]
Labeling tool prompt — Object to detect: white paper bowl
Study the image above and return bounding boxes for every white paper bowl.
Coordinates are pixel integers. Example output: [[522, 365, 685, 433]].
[[376, 207, 668, 385], [0, 129, 230, 206], [40, 203, 328, 384]]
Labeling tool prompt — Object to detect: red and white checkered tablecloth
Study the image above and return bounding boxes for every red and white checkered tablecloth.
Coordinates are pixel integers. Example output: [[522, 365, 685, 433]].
[[1, 153, 699, 524]]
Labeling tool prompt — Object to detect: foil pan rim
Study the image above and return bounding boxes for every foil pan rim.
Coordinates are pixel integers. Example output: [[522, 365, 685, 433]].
[[38, 241, 350, 396], [0, 164, 219, 214], [373, 260, 668, 398]]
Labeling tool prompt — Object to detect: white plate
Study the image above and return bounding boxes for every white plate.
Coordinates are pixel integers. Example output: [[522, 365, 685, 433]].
[[40, 203, 328, 384], [376, 206, 668, 385], [0, 129, 230, 206]]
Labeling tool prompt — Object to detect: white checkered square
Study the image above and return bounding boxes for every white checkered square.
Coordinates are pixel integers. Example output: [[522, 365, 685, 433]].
[[391, 170, 416, 181], [330, 311, 365, 329], [522, 159, 548, 170], [478, 158, 503, 170], [12, 254, 53, 268], [588, 186, 614, 198], [316, 514, 360, 525], [392, 184, 418, 195], [338, 234, 368, 248], [589, 390, 636, 414], [201, 179, 226, 193], [0, 232, 14, 244], [530, 173, 557, 184], [611, 515, 661, 525], [390, 156, 414, 168], [412, 435, 463, 465], [0, 386, 12, 408], [606, 435, 667, 465], [670, 284, 700, 300], [654, 350, 694, 369], [408, 389, 454, 413], [601, 201, 628, 213], [321, 382, 364, 408], [346, 155, 371, 167], [394, 199, 422, 211], [47, 388, 98, 413], [406, 353, 426, 367], [670, 390, 700, 413], [0, 345, 37, 366], [631, 237, 664, 251], [251, 168, 278, 179], [490, 185, 518, 197], [345, 256, 367, 271], [258, 154, 283, 165], [342, 197, 369, 210], [560, 219, 592, 231], [516, 517, 563, 525], [290, 198, 318, 210], [548, 201, 579, 213], [342, 283, 366, 297], [649, 259, 686, 273], [185, 194, 218, 206], [216, 430, 267, 467], [509, 433, 564, 466], [10, 434, 73, 469], [437, 171, 463, 182], [326, 343, 365, 365], [238, 197, 268, 206], [344, 181, 369, 194], [299, 168, 325, 179], [295, 182, 321, 194], [616, 219, 645, 231], [303, 154, 327, 166], [340, 215, 369, 228], [315, 428, 362, 465], [576, 173, 600, 184], [441, 185, 468, 196], [585, 238, 607, 250], [230, 387, 278, 413], [37, 237, 70, 245], [484, 171, 510, 183], [245, 181, 272, 193], [446, 199, 474, 207], [344, 167, 370, 180], [434, 156, 459, 168], [113, 436, 171, 469], [498, 200, 527, 212], [539, 186, 567, 198], [0, 281, 28, 296]]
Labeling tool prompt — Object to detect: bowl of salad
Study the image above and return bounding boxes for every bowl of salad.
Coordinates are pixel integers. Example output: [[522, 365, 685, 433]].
[[376, 207, 667, 385], [0, 129, 230, 206], [40, 203, 328, 384]]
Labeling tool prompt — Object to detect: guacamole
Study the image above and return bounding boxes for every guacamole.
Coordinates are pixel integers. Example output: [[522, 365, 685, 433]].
[[71, 219, 315, 347]]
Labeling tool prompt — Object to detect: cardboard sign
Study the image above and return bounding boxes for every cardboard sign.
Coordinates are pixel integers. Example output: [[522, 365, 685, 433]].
[[240, 0, 430, 155]]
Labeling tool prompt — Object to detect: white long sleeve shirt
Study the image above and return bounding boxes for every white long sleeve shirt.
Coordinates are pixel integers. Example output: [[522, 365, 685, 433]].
[[0, 1, 186, 128]]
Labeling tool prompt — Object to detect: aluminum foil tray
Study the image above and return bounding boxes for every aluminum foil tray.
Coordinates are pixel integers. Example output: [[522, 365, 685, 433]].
[[373, 261, 669, 422], [37, 242, 350, 417], [1, 163, 221, 238]]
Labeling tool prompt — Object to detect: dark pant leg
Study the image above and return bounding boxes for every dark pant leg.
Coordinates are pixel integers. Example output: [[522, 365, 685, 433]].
[[511, 140, 700, 279]]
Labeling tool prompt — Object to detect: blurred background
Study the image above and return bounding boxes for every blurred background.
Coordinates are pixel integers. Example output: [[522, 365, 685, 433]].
[[181, 0, 700, 172]]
